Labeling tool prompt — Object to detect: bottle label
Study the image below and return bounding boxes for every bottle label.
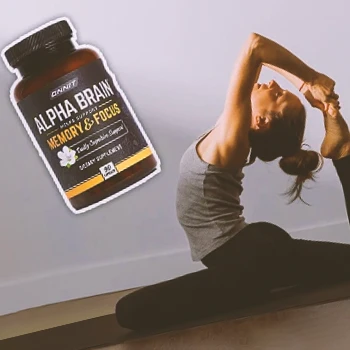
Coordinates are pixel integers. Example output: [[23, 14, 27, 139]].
[[17, 59, 152, 200]]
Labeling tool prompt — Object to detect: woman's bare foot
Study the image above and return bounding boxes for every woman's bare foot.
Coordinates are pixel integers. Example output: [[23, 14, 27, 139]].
[[320, 106, 350, 160]]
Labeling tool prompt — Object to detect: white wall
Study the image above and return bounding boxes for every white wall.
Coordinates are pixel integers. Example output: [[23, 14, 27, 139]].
[[0, 0, 349, 315]]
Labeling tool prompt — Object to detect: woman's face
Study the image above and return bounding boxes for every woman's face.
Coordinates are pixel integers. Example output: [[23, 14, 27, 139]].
[[251, 80, 302, 131]]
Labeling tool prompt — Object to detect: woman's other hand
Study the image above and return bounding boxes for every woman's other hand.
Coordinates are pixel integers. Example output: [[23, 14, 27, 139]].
[[324, 100, 341, 118], [303, 89, 326, 110], [303, 72, 339, 111]]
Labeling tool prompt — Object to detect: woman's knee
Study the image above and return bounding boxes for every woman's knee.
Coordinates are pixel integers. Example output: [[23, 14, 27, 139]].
[[246, 222, 293, 246], [249, 221, 290, 236]]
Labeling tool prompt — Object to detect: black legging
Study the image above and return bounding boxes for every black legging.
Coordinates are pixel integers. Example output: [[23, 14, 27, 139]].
[[116, 156, 350, 331]]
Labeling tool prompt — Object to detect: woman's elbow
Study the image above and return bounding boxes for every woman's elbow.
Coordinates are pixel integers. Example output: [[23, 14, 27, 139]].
[[249, 32, 262, 48], [247, 32, 263, 59]]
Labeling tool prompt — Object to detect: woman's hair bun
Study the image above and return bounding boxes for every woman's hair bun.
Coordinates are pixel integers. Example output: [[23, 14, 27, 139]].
[[279, 149, 323, 204]]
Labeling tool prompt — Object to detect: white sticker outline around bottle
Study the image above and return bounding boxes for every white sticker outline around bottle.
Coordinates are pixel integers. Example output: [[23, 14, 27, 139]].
[[1, 16, 161, 215]]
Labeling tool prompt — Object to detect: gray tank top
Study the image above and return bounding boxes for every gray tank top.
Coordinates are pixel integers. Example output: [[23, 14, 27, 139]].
[[176, 131, 248, 261]]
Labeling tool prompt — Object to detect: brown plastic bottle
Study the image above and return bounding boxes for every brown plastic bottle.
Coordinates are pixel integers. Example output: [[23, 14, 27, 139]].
[[3, 19, 159, 214]]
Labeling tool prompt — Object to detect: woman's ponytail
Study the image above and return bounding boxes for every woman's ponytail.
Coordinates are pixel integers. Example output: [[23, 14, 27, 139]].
[[279, 149, 323, 204]]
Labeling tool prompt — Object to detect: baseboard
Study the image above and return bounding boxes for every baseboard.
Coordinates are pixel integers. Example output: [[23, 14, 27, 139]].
[[0, 220, 348, 316], [290, 220, 349, 243]]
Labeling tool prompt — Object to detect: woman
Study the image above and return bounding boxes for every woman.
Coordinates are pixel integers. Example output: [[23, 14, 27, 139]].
[[116, 33, 350, 330], [177, 33, 349, 286]]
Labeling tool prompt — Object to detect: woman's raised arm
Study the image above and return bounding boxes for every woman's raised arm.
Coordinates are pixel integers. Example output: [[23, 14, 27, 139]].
[[207, 33, 319, 169]]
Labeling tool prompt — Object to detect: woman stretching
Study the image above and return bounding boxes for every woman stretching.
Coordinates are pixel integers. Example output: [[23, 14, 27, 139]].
[[116, 33, 350, 330]]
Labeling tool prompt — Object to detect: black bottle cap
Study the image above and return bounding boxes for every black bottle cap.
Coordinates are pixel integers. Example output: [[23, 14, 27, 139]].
[[4, 20, 73, 68]]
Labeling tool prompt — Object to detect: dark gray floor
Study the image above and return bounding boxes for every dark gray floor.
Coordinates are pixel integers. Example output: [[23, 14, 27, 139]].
[[2, 280, 350, 350]]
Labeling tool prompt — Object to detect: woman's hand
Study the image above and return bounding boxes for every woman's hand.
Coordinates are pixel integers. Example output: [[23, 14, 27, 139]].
[[303, 72, 339, 111], [303, 89, 327, 110], [324, 100, 341, 118], [308, 72, 336, 100]]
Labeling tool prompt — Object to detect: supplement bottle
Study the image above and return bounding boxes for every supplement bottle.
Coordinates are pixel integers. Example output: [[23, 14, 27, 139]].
[[2, 18, 160, 213]]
